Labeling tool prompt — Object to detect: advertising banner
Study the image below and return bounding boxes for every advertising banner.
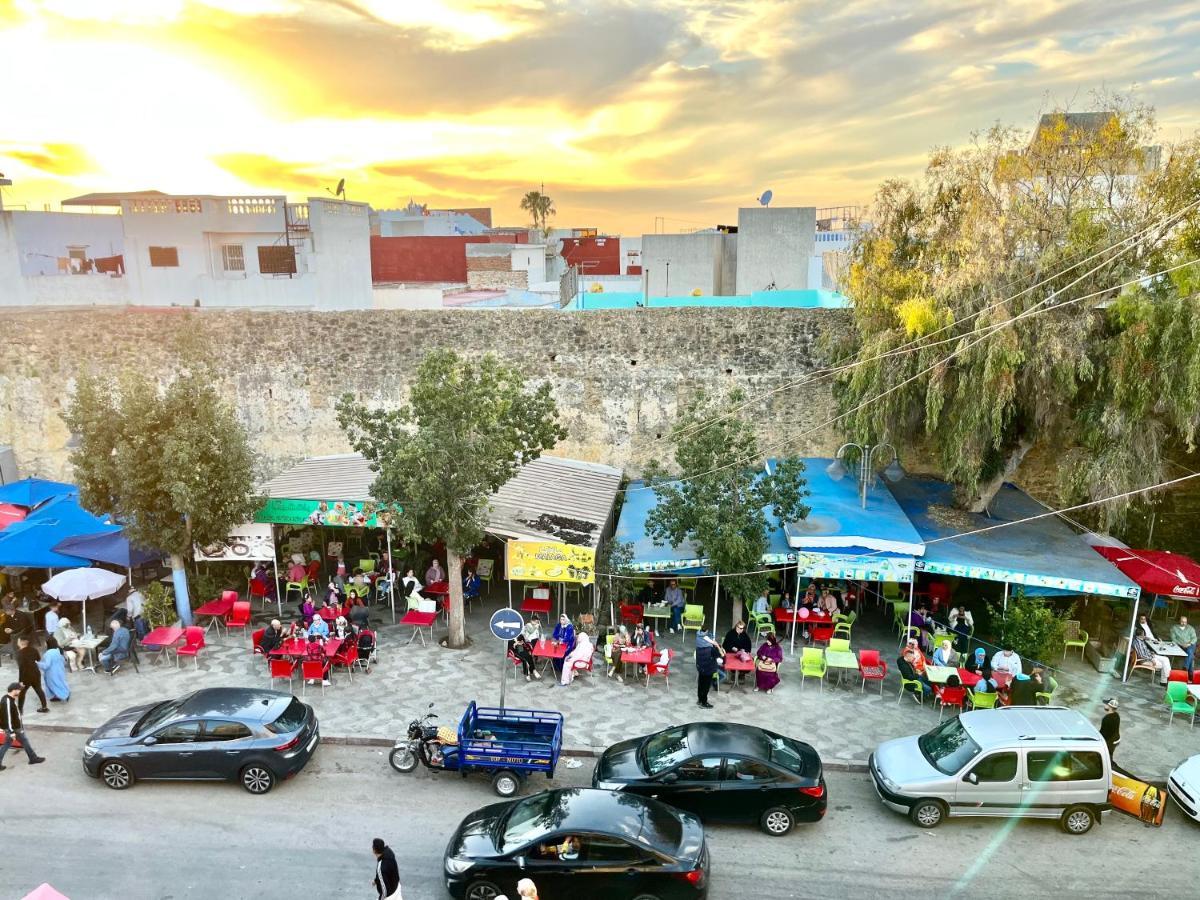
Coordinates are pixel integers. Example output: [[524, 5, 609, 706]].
[[506, 540, 596, 585], [255, 498, 402, 529], [1109, 772, 1166, 826], [194, 523, 276, 562]]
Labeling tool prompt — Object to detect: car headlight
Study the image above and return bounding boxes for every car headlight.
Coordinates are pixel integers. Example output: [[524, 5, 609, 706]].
[[444, 857, 474, 875], [594, 780, 625, 791], [880, 773, 899, 792], [82, 743, 99, 758]]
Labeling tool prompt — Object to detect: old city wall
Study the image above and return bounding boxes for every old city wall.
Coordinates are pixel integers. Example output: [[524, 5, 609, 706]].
[[0, 307, 852, 483]]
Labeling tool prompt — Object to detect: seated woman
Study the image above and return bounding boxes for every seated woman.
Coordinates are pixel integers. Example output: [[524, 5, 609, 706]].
[[522, 614, 542, 644], [304, 633, 331, 686], [52, 617, 86, 672], [630, 621, 651, 648], [510, 633, 540, 681], [558, 631, 594, 686], [753, 632, 784, 694], [307, 615, 330, 640], [331, 615, 356, 643], [551, 614, 575, 678], [932, 639, 958, 668], [778, 591, 794, 611], [901, 640, 934, 694], [951, 615, 972, 654], [607, 626, 630, 682], [300, 594, 317, 625], [965, 647, 994, 687]]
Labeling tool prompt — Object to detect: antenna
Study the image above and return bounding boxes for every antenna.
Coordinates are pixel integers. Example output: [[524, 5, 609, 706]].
[[758, 189, 773, 207], [326, 178, 346, 200]]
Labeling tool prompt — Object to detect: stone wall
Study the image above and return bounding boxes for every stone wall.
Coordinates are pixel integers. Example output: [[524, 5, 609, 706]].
[[0, 306, 851, 483]]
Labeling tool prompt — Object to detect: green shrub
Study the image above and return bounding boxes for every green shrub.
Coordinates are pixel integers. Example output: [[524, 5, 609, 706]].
[[141, 581, 177, 629], [986, 590, 1071, 665]]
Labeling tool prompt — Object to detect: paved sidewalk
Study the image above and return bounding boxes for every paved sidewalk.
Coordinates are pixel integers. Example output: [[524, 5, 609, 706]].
[[18, 595, 1196, 779]]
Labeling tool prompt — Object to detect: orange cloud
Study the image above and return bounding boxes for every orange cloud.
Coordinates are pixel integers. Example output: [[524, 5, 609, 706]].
[[1, 142, 96, 176]]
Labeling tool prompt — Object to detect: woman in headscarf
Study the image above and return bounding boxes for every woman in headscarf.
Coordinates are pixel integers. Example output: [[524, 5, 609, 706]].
[[932, 639, 958, 668], [53, 617, 86, 672], [754, 631, 784, 693], [38, 636, 71, 702], [559, 630, 594, 686], [607, 625, 630, 681], [965, 646, 994, 687]]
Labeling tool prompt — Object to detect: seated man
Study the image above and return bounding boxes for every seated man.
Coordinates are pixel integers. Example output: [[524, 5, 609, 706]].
[[1131, 634, 1171, 685], [896, 652, 931, 699], [991, 645, 1023, 680], [751, 592, 770, 615], [259, 619, 286, 655], [99, 619, 131, 675]]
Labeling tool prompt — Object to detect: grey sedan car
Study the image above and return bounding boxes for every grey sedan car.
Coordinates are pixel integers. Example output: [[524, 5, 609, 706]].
[[82, 687, 319, 794]]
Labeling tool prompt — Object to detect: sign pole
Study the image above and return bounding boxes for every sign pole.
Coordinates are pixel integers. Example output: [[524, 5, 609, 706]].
[[489, 608, 524, 712], [500, 638, 508, 711]]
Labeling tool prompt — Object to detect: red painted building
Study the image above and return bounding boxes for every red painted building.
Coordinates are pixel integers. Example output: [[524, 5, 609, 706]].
[[370, 236, 489, 283], [559, 235, 621, 276]]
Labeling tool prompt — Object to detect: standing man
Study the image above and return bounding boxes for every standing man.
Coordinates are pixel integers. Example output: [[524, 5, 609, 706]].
[[43, 600, 62, 639], [1099, 698, 1121, 762], [0, 682, 46, 770], [694, 629, 725, 710], [1171, 615, 1197, 679], [371, 837, 401, 899], [15, 635, 49, 714], [125, 586, 147, 639], [664, 580, 685, 634]]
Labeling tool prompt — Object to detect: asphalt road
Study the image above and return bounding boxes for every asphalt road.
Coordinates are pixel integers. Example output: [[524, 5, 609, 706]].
[[6, 732, 1198, 899]]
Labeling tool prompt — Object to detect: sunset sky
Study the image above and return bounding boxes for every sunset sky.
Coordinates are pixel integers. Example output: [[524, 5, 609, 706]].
[[1, 0, 1198, 234]]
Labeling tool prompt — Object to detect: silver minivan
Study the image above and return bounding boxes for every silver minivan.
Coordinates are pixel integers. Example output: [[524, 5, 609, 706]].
[[870, 706, 1110, 834]]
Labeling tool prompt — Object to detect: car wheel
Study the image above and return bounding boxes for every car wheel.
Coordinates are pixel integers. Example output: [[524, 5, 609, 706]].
[[1060, 805, 1095, 835], [909, 799, 945, 828], [465, 880, 503, 900], [241, 764, 276, 795], [492, 769, 521, 798], [100, 760, 134, 790], [760, 806, 795, 836], [389, 747, 417, 773]]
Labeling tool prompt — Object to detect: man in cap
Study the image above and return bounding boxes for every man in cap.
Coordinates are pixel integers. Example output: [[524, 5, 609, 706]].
[[1099, 698, 1121, 760], [0, 681, 46, 770]]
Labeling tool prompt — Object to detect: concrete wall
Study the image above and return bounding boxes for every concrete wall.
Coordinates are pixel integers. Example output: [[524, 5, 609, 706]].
[[0, 307, 849, 481], [561, 236, 622, 276], [372, 285, 446, 309], [0, 213, 27, 306], [9, 211, 124, 275], [510, 245, 546, 286], [735, 207, 817, 295], [642, 233, 732, 297], [620, 236, 642, 274]]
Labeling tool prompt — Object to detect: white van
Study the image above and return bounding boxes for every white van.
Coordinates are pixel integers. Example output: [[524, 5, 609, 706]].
[[870, 706, 1111, 834]]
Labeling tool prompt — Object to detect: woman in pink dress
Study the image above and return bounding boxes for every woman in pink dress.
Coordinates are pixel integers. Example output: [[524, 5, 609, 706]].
[[754, 632, 784, 693]]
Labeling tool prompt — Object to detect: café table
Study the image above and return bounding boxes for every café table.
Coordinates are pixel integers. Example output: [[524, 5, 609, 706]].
[[621, 645, 653, 683], [642, 604, 672, 627], [141, 626, 185, 665], [74, 634, 106, 673], [926, 666, 982, 688], [521, 595, 553, 616], [193, 596, 236, 635], [399, 610, 437, 646], [1147, 639, 1187, 658], [723, 653, 755, 690], [825, 648, 860, 689], [533, 638, 568, 677], [269, 637, 343, 658], [772, 608, 827, 654]]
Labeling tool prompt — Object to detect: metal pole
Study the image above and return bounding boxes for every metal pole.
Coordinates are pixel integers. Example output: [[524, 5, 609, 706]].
[[386, 528, 396, 624], [506, 540, 513, 609], [860, 445, 870, 509], [499, 636, 508, 711], [906, 578, 914, 644], [1002, 582, 1009, 619], [712, 572, 720, 637], [1122, 595, 1141, 682], [608, 574, 614, 628], [271, 526, 282, 618], [791, 564, 800, 656]]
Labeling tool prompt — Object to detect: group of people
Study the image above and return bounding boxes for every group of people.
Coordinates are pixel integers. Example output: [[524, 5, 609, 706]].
[[507, 614, 601, 687], [1132, 613, 1198, 684], [897, 637, 1054, 707], [691, 621, 786, 709]]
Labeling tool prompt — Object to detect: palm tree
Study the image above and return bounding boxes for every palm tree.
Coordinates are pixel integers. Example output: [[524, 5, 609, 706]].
[[519, 190, 556, 232]]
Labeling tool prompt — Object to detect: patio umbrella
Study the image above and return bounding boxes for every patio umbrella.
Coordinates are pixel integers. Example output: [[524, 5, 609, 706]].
[[53, 530, 161, 569], [0, 478, 77, 508], [42, 567, 127, 632]]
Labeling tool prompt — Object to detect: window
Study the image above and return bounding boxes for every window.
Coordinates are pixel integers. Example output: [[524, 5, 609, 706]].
[[728, 758, 775, 782], [642, 727, 689, 775], [221, 244, 245, 272], [201, 720, 252, 742], [675, 756, 723, 782], [584, 836, 653, 864], [148, 246, 179, 267], [918, 717, 981, 775], [1027, 751, 1104, 782], [267, 698, 309, 734], [257, 245, 297, 275], [968, 753, 1018, 783], [154, 722, 201, 744]]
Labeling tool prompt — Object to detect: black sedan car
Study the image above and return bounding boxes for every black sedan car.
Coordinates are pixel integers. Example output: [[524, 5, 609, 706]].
[[82, 687, 318, 794], [592, 722, 826, 835], [444, 788, 709, 900]]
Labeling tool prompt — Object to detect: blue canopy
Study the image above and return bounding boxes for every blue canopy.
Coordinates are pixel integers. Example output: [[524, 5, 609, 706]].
[[889, 476, 1139, 599], [0, 496, 116, 569], [0, 478, 77, 508], [53, 529, 161, 568]]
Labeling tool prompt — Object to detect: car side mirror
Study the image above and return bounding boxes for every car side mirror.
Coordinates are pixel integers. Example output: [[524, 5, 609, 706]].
[[964, 772, 978, 785], [662, 772, 678, 784], [143, 736, 158, 746], [516, 856, 526, 869]]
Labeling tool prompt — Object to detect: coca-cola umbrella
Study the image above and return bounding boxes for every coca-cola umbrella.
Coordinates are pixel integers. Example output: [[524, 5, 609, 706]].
[[42, 567, 128, 632]]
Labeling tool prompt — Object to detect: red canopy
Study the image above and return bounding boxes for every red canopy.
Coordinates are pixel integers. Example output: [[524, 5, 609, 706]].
[[1093, 547, 1200, 601], [0, 503, 27, 532]]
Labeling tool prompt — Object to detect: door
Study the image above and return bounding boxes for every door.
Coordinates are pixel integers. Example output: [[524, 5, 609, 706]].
[[138, 721, 203, 778], [657, 756, 724, 817], [721, 756, 787, 822], [518, 833, 585, 899], [954, 751, 1020, 817], [1024, 749, 1107, 816], [577, 833, 667, 898], [195, 719, 256, 779]]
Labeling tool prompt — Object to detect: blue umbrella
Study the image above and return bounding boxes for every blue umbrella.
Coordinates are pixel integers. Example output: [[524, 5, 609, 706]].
[[53, 530, 161, 568], [0, 478, 77, 508]]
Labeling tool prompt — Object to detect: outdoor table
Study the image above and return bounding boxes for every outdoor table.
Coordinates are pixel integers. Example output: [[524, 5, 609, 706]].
[[141, 626, 185, 665], [269, 637, 343, 658], [825, 649, 860, 689], [723, 654, 754, 690], [521, 596, 553, 615], [772, 608, 818, 655], [1147, 639, 1187, 658], [620, 646, 653, 684], [927, 666, 981, 687], [193, 596, 235, 635], [73, 635, 105, 673], [533, 638, 568, 677], [642, 604, 671, 623], [400, 610, 437, 646]]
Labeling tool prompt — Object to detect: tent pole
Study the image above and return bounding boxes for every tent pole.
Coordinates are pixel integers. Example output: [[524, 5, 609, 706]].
[[906, 578, 914, 643], [271, 525, 282, 618], [608, 574, 614, 628], [712, 572, 720, 637], [387, 528, 396, 625], [790, 565, 798, 658], [1002, 582, 1009, 620], [1122, 595, 1141, 682]]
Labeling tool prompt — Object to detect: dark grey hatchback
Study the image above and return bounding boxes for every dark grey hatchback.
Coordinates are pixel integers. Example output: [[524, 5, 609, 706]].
[[82, 688, 319, 794]]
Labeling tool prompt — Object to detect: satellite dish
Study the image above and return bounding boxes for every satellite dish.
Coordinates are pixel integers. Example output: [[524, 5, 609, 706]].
[[758, 189, 773, 207], [326, 178, 346, 200]]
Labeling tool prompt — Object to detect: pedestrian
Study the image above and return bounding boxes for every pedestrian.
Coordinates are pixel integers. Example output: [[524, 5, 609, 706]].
[[517, 878, 539, 900], [664, 579, 685, 633], [695, 629, 724, 709], [371, 837, 401, 899], [753, 631, 783, 694], [38, 637, 70, 702], [15, 635, 49, 714], [0, 682, 46, 770], [1099, 698, 1120, 761], [1170, 616, 1197, 678], [43, 600, 62, 638]]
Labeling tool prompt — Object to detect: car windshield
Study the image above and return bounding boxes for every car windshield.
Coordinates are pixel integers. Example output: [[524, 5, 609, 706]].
[[768, 736, 814, 776], [133, 699, 185, 736], [501, 793, 557, 851], [917, 717, 981, 775], [266, 698, 308, 735], [641, 727, 690, 775]]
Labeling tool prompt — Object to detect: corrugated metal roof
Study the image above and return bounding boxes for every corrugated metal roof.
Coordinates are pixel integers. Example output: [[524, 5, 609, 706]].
[[259, 453, 622, 549]]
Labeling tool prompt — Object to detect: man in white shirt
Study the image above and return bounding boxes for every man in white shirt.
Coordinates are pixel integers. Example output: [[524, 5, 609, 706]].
[[991, 645, 1023, 678], [125, 587, 145, 620], [1137, 614, 1156, 641], [43, 600, 62, 637], [752, 592, 770, 615]]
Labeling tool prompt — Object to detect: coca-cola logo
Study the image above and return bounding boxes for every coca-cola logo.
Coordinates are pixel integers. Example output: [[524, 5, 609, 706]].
[[1172, 584, 1199, 597]]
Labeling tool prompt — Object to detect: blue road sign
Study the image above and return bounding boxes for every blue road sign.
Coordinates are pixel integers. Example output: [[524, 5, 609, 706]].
[[489, 607, 524, 641]]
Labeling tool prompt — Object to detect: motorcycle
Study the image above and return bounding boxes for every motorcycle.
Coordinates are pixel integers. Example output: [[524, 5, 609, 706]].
[[389, 703, 456, 774]]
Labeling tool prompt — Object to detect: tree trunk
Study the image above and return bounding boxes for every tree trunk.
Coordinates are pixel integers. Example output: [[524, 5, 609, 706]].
[[963, 439, 1034, 513], [446, 546, 467, 648], [169, 553, 193, 626]]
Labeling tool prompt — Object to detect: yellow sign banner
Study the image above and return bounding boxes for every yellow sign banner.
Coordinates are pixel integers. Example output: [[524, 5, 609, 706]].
[[506, 541, 596, 585]]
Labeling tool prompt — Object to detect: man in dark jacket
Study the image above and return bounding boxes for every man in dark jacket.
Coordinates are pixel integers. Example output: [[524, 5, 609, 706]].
[[371, 837, 401, 899], [15, 635, 49, 714], [259, 619, 286, 656], [0, 681, 46, 770], [694, 630, 725, 709], [1099, 698, 1121, 761]]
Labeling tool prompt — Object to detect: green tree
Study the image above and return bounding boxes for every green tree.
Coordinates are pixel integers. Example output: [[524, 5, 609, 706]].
[[336, 349, 566, 648], [63, 371, 259, 625], [519, 189, 556, 234], [987, 591, 1071, 665], [644, 391, 810, 624], [836, 94, 1200, 527]]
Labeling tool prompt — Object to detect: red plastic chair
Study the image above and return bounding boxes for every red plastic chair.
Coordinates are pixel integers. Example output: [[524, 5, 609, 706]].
[[301, 659, 329, 696], [811, 622, 835, 646], [220, 589, 239, 605], [570, 650, 596, 682], [269, 657, 296, 689], [1192, 671, 1200, 685], [934, 684, 967, 720], [251, 628, 266, 656], [175, 626, 206, 668], [619, 603, 644, 626], [249, 578, 271, 611], [225, 601, 252, 643], [1168, 670, 1189, 683], [858, 649, 888, 696], [332, 642, 358, 684], [646, 649, 674, 690]]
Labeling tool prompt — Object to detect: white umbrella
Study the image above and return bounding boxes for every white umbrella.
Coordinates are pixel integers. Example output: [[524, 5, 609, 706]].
[[43, 568, 127, 632]]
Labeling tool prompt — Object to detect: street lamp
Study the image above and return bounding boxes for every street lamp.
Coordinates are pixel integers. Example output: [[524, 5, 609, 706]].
[[826, 442, 905, 509]]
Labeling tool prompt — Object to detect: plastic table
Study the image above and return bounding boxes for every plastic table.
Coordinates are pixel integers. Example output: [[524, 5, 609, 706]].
[[723, 654, 754, 689], [825, 649, 860, 688], [141, 626, 185, 665], [193, 596, 235, 634], [521, 596, 553, 615], [400, 610, 437, 646], [269, 637, 343, 658]]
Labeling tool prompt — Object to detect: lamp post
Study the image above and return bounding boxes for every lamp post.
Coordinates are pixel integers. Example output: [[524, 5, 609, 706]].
[[826, 442, 905, 509]]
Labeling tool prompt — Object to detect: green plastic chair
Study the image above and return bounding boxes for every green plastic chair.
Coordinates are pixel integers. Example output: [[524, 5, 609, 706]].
[[883, 581, 901, 603], [897, 676, 925, 705], [800, 647, 827, 692], [1164, 682, 1196, 726], [1035, 674, 1059, 706], [970, 688, 999, 710], [1063, 620, 1089, 660], [845, 610, 858, 627], [768, 593, 782, 610], [751, 612, 776, 641], [833, 622, 852, 641], [358, 559, 375, 574], [680, 604, 705, 642], [827, 638, 851, 654], [678, 577, 697, 600]]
